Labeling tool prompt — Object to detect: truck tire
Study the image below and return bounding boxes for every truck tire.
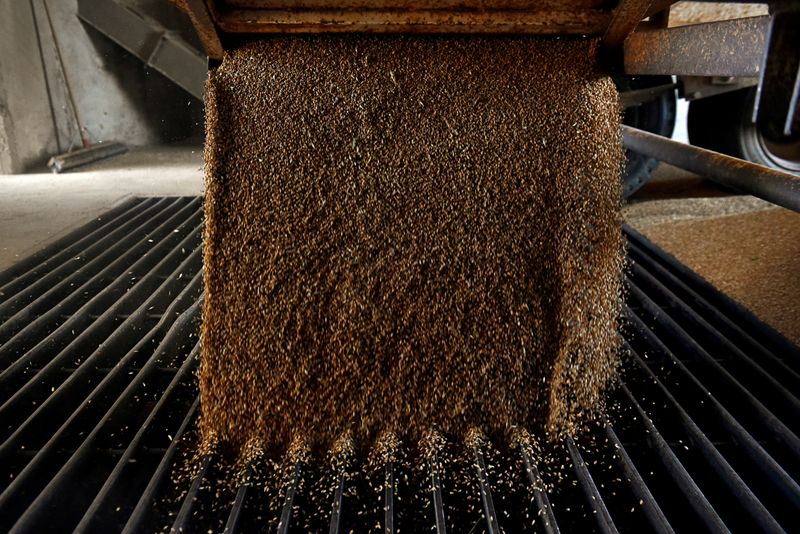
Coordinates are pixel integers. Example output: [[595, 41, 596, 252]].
[[688, 87, 800, 174], [619, 75, 677, 198]]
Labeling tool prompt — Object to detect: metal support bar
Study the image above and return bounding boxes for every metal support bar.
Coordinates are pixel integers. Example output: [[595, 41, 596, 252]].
[[214, 7, 611, 35], [645, 0, 677, 19], [624, 16, 769, 77], [183, 0, 225, 59], [681, 76, 758, 101], [602, 0, 653, 48], [621, 125, 800, 213], [146, 34, 208, 101]]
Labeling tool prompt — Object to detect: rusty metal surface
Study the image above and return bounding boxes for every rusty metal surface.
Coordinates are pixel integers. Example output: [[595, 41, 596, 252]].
[[624, 15, 769, 77], [601, 0, 653, 48], [184, 0, 224, 59], [223, 0, 610, 7], [205, 0, 614, 34], [214, 7, 611, 34]]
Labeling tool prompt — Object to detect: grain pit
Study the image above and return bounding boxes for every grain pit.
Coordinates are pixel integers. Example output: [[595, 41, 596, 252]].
[[200, 35, 625, 461]]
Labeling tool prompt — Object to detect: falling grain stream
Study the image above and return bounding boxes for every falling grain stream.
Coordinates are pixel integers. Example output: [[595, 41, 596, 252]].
[[199, 36, 625, 464]]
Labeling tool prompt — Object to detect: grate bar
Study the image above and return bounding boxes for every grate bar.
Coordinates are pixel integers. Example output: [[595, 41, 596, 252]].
[[627, 240, 796, 373], [277, 462, 301, 534], [328, 464, 346, 534], [472, 443, 500, 534], [619, 383, 731, 532], [429, 449, 447, 534], [624, 225, 800, 360], [224, 465, 253, 534], [171, 453, 213, 533], [0, 271, 201, 458], [622, 342, 786, 532], [0, 200, 797, 531], [0, 197, 188, 331], [0, 239, 202, 438], [628, 281, 800, 456], [4, 302, 201, 532], [123, 397, 199, 533], [627, 311, 800, 510], [0, 198, 201, 366], [74, 342, 200, 531], [384, 462, 394, 534], [0, 233, 200, 386], [0, 295, 199, 508], [520, 443, 559, 534], [566, 437, 619, 534], [0, 198, 147, 299], [629, 260, 800, 405], [602, 419, 674, 534]]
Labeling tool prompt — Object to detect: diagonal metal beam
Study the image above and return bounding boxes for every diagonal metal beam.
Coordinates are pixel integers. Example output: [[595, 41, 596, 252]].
[[602, 0, 653, 48], [77, 0, 206, 99]]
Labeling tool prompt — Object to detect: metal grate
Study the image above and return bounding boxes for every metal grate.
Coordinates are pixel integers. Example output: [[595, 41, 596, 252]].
[[0, 197, 797, 532]]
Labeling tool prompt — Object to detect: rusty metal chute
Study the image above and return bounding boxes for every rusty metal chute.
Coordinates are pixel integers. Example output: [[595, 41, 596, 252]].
[[178, 0, 664, 59]]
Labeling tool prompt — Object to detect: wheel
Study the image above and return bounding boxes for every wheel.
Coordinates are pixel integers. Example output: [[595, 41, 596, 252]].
[[688, 87, 800, 173], [618, 75, 677, 198]]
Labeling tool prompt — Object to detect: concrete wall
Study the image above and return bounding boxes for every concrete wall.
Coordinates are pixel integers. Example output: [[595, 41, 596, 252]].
[[0, 0, 203, 174], [0, 1, 57, 173]]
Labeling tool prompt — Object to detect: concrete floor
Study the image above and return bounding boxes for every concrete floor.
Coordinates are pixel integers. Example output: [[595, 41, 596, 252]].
[[623, 163, 775, 228], [0, 142, 796, 343], [0, 145, 203, 269]]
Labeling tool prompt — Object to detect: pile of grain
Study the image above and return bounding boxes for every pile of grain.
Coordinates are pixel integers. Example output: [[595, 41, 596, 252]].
[[640, 207, 800, 344], [200, 35, 624, 460]]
